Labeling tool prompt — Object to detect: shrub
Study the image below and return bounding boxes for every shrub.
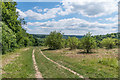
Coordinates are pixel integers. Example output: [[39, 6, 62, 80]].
[[45, 31, 64, 49], [68, 37, 79, 49], [101, 38, 115, 49], [81, 32, 96, 53]]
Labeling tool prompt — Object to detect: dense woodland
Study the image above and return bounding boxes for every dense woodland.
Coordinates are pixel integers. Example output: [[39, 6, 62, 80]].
[[1, 2, 120, 54], [1, 2, 36, 54]]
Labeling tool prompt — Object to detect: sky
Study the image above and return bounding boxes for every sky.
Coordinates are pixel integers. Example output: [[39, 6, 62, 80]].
[[16, 0, 119, 35]]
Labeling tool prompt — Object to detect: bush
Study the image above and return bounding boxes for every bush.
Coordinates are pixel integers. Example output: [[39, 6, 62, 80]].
[[81, 32, 96, 53], [101, 38, 115, 49], [68, 37, 79, 49], [77, 40, 83, 49], [45, 31, 64, 49]]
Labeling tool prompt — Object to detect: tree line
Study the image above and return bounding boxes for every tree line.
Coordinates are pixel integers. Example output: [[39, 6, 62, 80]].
[[1, 2, 38, 54], [1, 2, 119, 54], [45, 31, 119, 53]]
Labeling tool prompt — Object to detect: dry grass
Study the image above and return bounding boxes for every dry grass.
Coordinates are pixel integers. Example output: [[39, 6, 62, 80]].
[[45, 48, 118, 59], [42, 47, 118, 78], [2, 48, 30, 67]]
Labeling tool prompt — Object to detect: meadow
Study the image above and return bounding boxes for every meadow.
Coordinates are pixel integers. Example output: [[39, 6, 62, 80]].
[[41, 47, 118, 78], [2, 46, 118, 78], [1, 1, 119, 79]]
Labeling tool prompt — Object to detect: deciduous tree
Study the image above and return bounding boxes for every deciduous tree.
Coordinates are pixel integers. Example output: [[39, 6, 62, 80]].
[[45, 31, 64, 49], [101, 38, 115, 49], [81, 32, 96, 53]]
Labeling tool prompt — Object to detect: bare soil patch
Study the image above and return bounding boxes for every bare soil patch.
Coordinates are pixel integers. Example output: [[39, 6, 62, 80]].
[[22, 48, 29, 51]]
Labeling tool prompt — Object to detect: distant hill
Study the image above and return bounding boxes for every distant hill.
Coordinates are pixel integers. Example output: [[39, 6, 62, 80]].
[[32, 34, 48, 39], [32, 34, 84, 39], [32, 33, 120, 41], [63, 35, 83, 39], [93, 33, 120, 41]]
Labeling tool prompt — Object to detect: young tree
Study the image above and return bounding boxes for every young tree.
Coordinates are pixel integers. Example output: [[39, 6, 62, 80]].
[[81, 32, 96, 53], [77, 40, 82, 49], [64, 39, 69, 48], [101, 38, 115, 49], [45, 31, 64, 49], [68, 37, 79, 49]]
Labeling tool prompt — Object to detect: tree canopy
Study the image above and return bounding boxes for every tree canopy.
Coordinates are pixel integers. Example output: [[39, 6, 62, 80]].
[[68, 37, 79, 49], [45, 31, 64, 49], [80, 32, 96, 53], [101, 38, 115, 49], [2, 2, 35, 54]]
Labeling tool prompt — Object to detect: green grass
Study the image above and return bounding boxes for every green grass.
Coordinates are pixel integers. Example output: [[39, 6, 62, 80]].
[[2, 46, 118, 78], [2, 47, 35, 78], [98, 58, 118, 68], [42, 48, 118, 78], [34, 47, 79, 78]]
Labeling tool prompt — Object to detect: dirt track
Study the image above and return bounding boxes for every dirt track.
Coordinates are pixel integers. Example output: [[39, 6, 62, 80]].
[[39, 49, 84, 78], [32, 49, 43, 79]]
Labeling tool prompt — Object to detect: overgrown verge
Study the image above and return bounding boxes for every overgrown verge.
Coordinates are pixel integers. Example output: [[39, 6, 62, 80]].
[[2, 47, 35, 78]]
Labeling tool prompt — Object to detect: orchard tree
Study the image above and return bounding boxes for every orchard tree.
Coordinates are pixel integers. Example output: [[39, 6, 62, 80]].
[[45, 31, 64, 49], [77, 40, 82, 49], [101, 38, 115, 49], [64, 39, 69, 48], [81, 32, 96, 53], [68, 37, 79, 49], [114, 39, 119, 46]]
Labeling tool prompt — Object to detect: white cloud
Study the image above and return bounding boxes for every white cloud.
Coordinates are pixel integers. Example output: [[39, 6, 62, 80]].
[[24, 10, 54, 20], [44, 8, 49, 12], [98, 15, 118, 23], [27, 18, 117, 35], [16, 9, 27, 18], [23, 7, 62, 20], [16, 6, 62, 20], [27, 18, 117, 28], [60, 0, 118, 17], [33, 6, 38, 9], [17, 0, 118, 20], [33, 6, 43, 12], [16, 1, 118, 35], [105, 15, 118, 22]]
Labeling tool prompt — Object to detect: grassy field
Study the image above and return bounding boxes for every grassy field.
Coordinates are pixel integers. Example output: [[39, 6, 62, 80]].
[[34, 47, 79, 78], [2, 47, 35, 78], [2, 46, 118, 78], [41, 47, 118, 78]]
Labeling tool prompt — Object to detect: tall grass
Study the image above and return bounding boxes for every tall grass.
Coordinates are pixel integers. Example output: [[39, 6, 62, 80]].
[[98, 58, 118, 68]]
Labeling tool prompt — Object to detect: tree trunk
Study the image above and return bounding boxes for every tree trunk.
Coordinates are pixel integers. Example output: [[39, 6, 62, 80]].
[[87, 49, 89, 53]]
